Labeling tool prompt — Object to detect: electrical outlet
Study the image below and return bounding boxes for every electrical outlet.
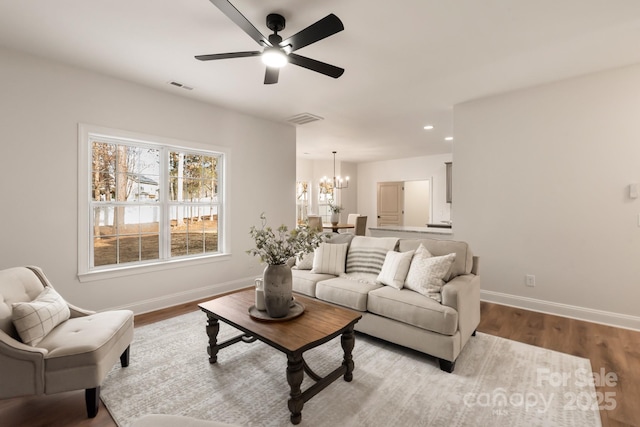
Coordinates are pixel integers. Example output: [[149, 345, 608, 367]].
[[525, 274, 536, 287]]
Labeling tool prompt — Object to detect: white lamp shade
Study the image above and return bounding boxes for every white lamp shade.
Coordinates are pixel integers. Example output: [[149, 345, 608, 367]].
[[261, 48, 288, 68]]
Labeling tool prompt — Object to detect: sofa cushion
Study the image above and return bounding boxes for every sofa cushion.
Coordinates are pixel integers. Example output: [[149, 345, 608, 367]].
[[367, 286, 459, 336], [405, 251, 456, 303], [291, 270, 336, 297], [376, 250, 415, 289], [346, 236, 398, 275], [399, 238, 473, 281], [12, 287, 71, 346], [315, 277, 383, 311], [311, 243, 348, 275]]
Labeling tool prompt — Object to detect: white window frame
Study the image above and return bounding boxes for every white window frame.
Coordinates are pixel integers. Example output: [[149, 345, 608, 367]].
[[78, 124, 230, 282]]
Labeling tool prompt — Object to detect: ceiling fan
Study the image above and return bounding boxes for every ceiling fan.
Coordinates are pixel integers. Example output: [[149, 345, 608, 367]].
[[196, 0, 345, 84]]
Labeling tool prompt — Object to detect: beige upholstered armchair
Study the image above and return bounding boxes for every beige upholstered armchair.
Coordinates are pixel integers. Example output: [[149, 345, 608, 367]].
[[0, 266, 134, 418]]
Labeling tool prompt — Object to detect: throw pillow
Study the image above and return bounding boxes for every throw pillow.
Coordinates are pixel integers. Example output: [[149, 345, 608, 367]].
[[311, 243, 349, 275], [345, 236, 399, 276], [405, 252, 456, 302], [294, 252, 314, 270], [12, 286, 71, 346], [414, 242, 432, 259], [376, 250, 415, 289]]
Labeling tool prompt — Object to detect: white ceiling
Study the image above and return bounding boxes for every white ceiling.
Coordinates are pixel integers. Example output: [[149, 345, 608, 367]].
[[2, 0, 640, 162]]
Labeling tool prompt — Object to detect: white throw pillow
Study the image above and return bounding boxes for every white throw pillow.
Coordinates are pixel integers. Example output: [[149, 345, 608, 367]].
[[294, 252, 314, 270], [405, 251, 456, 303], [311, 243, 348, 275], [376, 250, 415, 289], [12, 287, 71, 346]]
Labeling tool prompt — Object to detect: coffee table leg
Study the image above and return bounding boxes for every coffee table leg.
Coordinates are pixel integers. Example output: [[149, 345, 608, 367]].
[[287, 353, 304, 424], [341, 325, 356, 382], [205, 315, 220, 364]]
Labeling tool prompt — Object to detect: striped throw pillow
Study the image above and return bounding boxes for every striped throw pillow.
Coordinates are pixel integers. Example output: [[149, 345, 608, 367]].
[[346, 236, 399, 276], [376, 250, 415, 289], [311, 243, 349, 275]]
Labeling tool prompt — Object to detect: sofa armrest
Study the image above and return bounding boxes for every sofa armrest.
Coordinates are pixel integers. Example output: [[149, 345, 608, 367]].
[[67, 302, 95, 318], [441, 274, 481, 342], [0, 330, 47, 398], [471, 256, 480, 275]]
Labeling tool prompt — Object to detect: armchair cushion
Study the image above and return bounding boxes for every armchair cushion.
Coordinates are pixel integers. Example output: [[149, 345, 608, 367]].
[[12, 287, 70, 346]]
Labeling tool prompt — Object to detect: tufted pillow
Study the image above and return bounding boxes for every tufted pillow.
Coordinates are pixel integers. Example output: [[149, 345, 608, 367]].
[[11, 287, 70, 346], [405, 247, 456, 303], [376, 250, 415, 289], [311, 243, 348, 275]]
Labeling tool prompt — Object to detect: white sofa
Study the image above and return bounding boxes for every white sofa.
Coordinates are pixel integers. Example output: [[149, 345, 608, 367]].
[[291, 235, 480, 372]]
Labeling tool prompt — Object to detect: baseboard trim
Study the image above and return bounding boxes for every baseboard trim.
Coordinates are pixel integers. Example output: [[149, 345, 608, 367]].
[[481, 290, 640, 332], [106, 276, 253, 314]]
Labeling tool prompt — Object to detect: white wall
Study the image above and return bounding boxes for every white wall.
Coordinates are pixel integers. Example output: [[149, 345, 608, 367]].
[[357, 154, 453, 230], [454, 64, 640, 330], [0, 47, 296, 313]]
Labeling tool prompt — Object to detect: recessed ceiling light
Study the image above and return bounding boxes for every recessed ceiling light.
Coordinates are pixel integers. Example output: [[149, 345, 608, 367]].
[[445, 136, 454, 141], [423, 125, 434, 130]]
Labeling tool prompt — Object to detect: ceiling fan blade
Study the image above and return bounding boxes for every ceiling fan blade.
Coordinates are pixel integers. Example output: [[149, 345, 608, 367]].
[[264, 67, 279, 85], [195, 51, 261, 61], [288, 53, 344, 79], [280, 14, 344, 52], [209, 0, 270, 46]]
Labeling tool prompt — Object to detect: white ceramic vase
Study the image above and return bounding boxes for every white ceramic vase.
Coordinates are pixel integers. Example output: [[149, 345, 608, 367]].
[[330, 212, 339, 225]]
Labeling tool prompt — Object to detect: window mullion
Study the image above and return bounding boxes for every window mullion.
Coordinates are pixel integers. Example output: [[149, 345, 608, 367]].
[[160, 147, 170, 260]]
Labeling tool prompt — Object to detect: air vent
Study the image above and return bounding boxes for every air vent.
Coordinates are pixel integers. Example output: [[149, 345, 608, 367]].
[[285, 113, 324, 126], [167, 81, 194, 91]]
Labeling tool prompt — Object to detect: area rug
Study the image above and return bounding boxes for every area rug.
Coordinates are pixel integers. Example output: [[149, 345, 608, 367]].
[[101, 310, 602, 427]]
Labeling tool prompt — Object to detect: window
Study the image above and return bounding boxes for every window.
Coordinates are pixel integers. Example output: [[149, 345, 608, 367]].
[[317, 181, 335, 223], [78, 125, 227, 280], [296, 181, 310, 225]]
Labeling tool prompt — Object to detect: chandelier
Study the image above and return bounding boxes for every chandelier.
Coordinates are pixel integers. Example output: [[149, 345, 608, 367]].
[[320, 151, 349, 191]]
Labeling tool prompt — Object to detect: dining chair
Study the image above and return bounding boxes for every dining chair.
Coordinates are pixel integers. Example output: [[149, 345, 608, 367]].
[[354, 215, 368, 235], [306, 215, 323, 232], [339, 213, 360, 234]]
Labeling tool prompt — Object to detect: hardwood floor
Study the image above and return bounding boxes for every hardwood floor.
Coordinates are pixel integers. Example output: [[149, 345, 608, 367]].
[[479, 302, 640, 427], [1, 300, 638, 427]]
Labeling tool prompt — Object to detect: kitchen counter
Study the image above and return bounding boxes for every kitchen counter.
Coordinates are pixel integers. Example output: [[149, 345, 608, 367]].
[[369, 225, 453, 239]]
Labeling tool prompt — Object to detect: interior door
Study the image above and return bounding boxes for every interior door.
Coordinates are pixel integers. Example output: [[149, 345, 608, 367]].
[[377, 182, 404, 226]]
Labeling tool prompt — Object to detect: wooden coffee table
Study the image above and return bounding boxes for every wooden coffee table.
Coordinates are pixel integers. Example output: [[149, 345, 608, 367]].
[[198, 289, 362, 425]]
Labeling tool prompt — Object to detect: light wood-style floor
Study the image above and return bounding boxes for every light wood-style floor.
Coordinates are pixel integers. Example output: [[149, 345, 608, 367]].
[[1, 300, 638, 427]]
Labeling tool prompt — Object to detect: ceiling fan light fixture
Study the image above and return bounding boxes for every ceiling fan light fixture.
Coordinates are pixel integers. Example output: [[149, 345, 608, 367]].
[[262, 48, 288, 68]]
